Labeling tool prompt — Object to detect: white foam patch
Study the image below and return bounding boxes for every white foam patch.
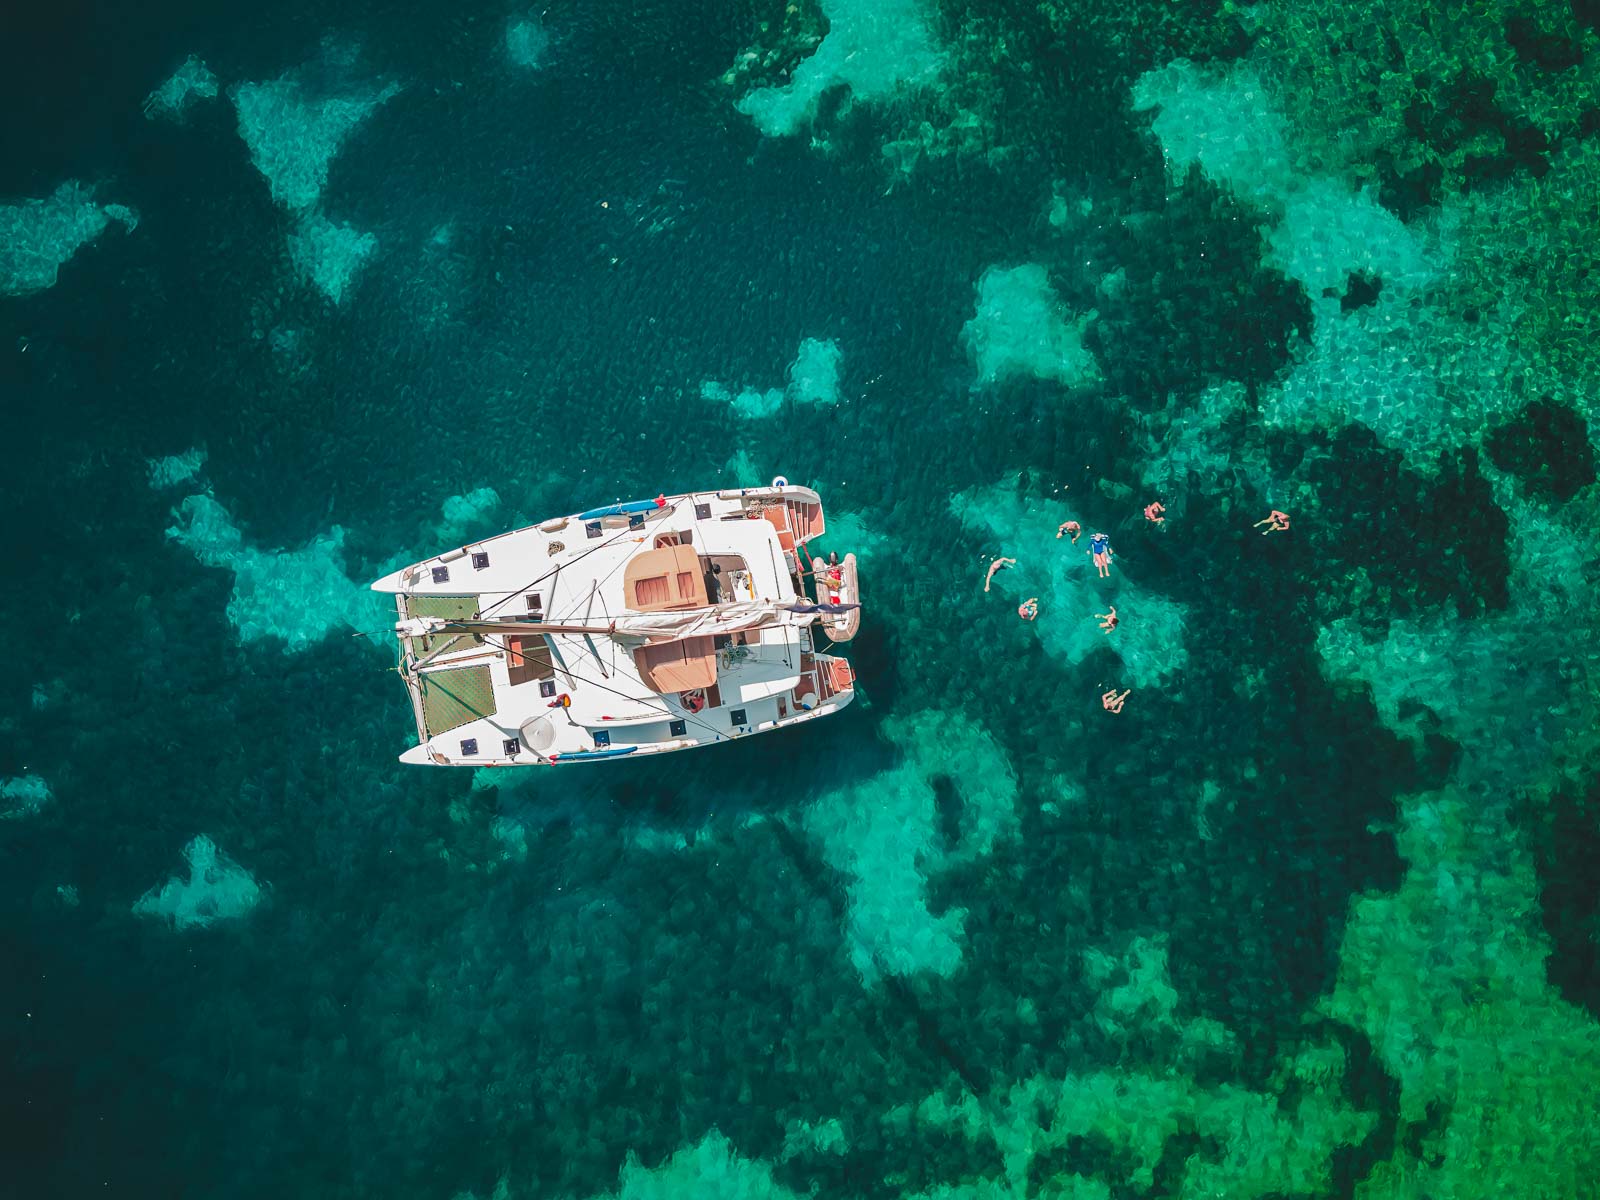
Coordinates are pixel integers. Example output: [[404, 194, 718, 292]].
[[730, 387, 786, 419], [1131, 60, 1295, 205], [804, 711, 1018, 982], [815, 508, 887, 562], [1, 774, 53, 821], [288, 211, 378, 305], [952, 475, 1188, 686], [165, 492, 380, 651], [1267, 177, 1433, 296], [963, 264, 1099, 388], [593, 1129, 802, 1200], [1, 182, 138, 297], [147, 447, 207, 489], [722, 448, 763, 485], [735, 0, 944, 137], [143, 54, 220, 121], [788, 337, 843, 405], [1258, 291, 1522, 464], [703, 337, 846, 420], [1132, 59, 1441, 300], [231, 71, 400, 211], [133, 835, 261, 930], [434, 487, 501, 543], [505, 15, 550, 68]]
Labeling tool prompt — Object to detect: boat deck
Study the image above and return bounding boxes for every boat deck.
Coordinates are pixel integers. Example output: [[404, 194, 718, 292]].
[[376, 484, 857, 766]]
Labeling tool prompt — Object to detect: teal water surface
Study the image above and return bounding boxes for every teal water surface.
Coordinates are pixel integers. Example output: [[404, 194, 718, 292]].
[[4, 1, 1600, 1197]]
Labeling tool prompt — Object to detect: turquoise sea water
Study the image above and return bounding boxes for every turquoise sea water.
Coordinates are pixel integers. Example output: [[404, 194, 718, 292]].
[[3, 1, 1599, 1196]]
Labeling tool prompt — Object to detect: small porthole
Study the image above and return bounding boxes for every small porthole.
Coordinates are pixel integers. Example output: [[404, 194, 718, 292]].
[[729, 708, 747, 726], [669, 719, 686, 737]]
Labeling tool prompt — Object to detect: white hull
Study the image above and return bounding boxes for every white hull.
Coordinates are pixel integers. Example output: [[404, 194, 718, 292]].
[[374, 483, 859, 766]]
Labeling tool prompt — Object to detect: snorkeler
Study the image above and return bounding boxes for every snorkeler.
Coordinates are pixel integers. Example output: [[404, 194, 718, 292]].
[[1144, 501, 1165, 524], [1018, 597, 1039, 621], [1100, 688, 1130, 714], [1096, 606, 1118, 633], [1057, 520, 1082, 543], [984, 556, 1016, 592], [1253, 510, 1290, 534], [1088, 533, 1113, 578]]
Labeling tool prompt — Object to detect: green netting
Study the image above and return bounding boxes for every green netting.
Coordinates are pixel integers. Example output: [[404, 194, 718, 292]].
[[419, 666, 496, 736], [405, 594, 484, 659]]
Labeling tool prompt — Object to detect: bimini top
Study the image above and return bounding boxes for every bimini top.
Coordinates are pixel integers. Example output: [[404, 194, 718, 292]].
[[634, 635, 717, 692], [624, 544, 707, 611]]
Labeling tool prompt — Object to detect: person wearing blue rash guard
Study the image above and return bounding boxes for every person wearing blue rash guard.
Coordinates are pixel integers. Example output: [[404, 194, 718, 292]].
[[1088, 532, 1113, 578]]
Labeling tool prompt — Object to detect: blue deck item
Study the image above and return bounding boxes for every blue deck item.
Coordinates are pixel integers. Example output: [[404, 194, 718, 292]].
[[577, 499, 661, 520], [551, 745, 638, 763]]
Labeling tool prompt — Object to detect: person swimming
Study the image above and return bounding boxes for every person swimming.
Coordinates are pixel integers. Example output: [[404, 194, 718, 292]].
[[1101, 687, 1130, 714], [1253, 509, 1290, 534], [1088, 533, 1113, 578], [1057, 520, 1082, 543], [984, 556, 1016, 592], [1096, 606, 1118, 633], [1143, 501, 1165, 524], [1018, 597, 1039, 621]]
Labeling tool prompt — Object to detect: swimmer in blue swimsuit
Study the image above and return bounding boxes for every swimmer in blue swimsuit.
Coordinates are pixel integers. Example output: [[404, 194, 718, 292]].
[[1088, 533, 1113, 578]]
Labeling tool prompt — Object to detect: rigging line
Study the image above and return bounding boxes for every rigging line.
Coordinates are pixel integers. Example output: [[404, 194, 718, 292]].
[[580, 580, 610, 679], [463, 628, 736, 745], [470, 499, 686, 622]]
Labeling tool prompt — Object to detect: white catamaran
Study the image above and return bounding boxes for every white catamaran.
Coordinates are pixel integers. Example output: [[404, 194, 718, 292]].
[[371, 480, 860, 766]]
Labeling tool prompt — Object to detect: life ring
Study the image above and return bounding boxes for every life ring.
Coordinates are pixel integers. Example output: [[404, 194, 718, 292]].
[[771, 475, 789, 488]]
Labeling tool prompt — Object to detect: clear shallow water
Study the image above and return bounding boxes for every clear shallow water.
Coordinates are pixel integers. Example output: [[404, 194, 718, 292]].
[[4, 1, 1599, 1197]]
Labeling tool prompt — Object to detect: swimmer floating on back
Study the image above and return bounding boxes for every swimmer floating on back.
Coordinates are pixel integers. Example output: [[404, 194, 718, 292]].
[[1101, 688, 1130, 714], [1018, 597, 1039, 621], [1088, 533, 1113, 578], [984, 556, 1016, 592], [1096, 606, 1118, 633], [1057, 520, 1082, 543], [1144, 501, 1165, 524], [1253, 510, 1291, 534]]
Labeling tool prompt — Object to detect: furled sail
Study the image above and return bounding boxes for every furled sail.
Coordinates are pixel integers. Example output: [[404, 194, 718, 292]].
[[396, 600, 799, 644]]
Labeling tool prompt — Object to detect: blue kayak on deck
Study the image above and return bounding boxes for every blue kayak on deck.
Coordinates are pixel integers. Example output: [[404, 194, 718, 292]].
[[578, 499, 661, 520]]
